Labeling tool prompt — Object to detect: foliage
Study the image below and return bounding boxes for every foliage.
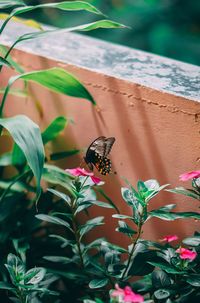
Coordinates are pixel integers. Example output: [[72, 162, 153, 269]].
[[0, 1, 124, 302], [0, 1, 200, 303]]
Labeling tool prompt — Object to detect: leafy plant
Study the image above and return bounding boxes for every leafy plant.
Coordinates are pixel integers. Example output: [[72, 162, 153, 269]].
[[0, 1, 125, 302], [0, 253, 58, 303]]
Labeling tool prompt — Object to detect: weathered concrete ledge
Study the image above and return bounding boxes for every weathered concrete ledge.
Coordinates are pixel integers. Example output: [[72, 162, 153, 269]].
[[1, 22, 200, 102]]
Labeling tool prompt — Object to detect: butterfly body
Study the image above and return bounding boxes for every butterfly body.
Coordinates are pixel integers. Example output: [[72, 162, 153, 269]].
[[84, 136, 115, 175]]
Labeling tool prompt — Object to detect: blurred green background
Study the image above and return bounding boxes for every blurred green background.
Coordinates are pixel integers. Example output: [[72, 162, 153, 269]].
[[25, 0, 200, 65]]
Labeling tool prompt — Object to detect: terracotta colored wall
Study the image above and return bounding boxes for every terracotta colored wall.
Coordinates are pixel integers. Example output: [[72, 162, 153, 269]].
[[1, 48, 200, 247]]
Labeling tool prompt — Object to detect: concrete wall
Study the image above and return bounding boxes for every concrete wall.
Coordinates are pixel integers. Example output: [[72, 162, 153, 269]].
[[1, 22, 200, 246]]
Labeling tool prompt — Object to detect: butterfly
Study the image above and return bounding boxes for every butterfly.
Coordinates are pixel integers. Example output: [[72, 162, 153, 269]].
[[84, 136, 115, 175]]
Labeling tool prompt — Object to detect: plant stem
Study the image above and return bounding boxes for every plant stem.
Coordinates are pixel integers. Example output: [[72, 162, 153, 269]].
[[70, 176, 89, 269], [121, 221, 143, 280], [71, 211, 85, 269]]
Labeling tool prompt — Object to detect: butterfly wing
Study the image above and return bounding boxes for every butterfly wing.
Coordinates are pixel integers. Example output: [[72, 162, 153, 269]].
[[84, 136, 115, 175], [104, 137, 115, 157], [94, 156, 111, 175]]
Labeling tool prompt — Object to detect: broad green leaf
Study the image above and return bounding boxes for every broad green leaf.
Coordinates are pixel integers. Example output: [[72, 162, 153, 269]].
[[89, 278, 109, 289], [148, 261, 185, 274], [50, 149, 80, 160], [0, 68, 95, 116], [42, 116, 67, 144], [0, 56, 12, 68], [0, 1, 103, 34], [0, 115, 44, 191], [35, 214, 73, 232], [0, 0, 25, 9], [151, 270, 171, 288], [128, 244, 156, 276], [182, 236, 200, 246], [186, 274, 200, 287], [12, 142, 26, 166], [24, 267, 46, 284]]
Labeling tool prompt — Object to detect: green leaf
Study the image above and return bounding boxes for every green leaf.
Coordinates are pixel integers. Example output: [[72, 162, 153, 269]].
[[89, 278, 109, 289], [24, 267, 46, 285], [79, 216, 104, 240], [0, 0, 25, 9], [154, 289, 170, 300], [112, 214, 133, 220], [148, 261, 185, 274], [8, 1, 102, 19], [186, 274, 200, 287], [43, 256, 73, 264], [128, 243, 156, 276], [151, 270, 171, 288], [47, 188, 71, 206], [167, 187, 200, 200], [148, 210, 200, 221], [0, 56, 12, 68], [0, 45, 24, 73], [1, 68, 95, 115], [42, 164, 76, 197], [0, 115, 44, 191], [116, 220, 136, 237], [95, 187, 119, 213], [0, 281, 15, 290], [42, 116, 67, 144], [35, 214, 73, 232], [182, 236, 200, 246], [50, 149, 80, 160]]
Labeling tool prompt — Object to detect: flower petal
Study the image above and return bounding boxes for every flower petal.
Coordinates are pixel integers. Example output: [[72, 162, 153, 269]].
[[91, 175, 102, 184], [161, 235, 178, 243], [179, 170, 200, 181], [65, 167, 93, 177], [176, 247, 197, 260]]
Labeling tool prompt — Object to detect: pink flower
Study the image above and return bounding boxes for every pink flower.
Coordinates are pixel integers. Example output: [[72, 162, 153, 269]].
[[161, 235, 178, 243], [176, 247, 197, 261], [65, 167, 101, 184], [179, 170, 200, 181], [111, 284, 144, 303]]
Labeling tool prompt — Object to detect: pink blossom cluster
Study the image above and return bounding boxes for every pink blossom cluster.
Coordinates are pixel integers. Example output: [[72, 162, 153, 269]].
[[176, 247, 197, 261], [66, 167, 101, 184], [179, 170, 200, 181], [111, 284, 144, 303], [161, 234, 178, 243]]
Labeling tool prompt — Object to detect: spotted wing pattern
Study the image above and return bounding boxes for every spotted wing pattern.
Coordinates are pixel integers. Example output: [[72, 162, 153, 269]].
[[84, 136, 115, 175]]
